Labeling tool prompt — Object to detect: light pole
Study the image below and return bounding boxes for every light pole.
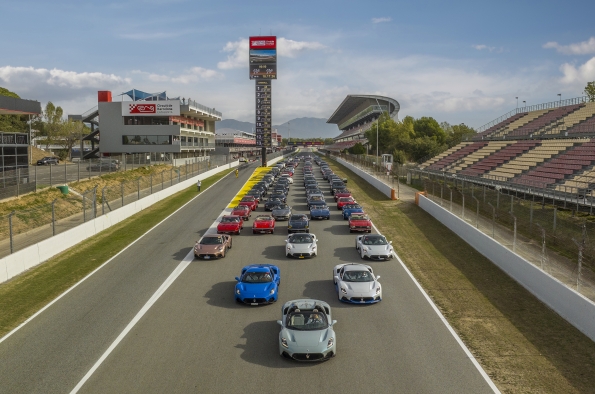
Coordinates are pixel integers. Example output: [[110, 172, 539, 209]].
[[557, 93, 561, 105], [515, 97, 518, 109], [523, 100, 526, 108], [374, 98, 382, 162]]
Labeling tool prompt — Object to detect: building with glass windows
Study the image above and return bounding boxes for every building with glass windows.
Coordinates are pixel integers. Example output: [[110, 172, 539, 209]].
[[79, 90, 222, 159]]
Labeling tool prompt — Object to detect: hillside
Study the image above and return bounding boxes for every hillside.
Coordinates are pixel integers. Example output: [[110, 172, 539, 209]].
[[217, 117, 340, 139]]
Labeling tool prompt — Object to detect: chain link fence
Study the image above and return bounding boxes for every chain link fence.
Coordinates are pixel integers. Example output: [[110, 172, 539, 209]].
[[418, 172, 595, 301]]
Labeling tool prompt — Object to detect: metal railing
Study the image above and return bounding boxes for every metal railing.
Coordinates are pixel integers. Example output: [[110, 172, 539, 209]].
[[339, 105, 387, 130], [186, 100, 222, 118]]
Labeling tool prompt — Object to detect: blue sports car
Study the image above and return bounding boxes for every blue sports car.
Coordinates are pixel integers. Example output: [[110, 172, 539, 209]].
[[310, 204, 331, 220], [235, 264, 280, 305], [342, 204, 364, 220]]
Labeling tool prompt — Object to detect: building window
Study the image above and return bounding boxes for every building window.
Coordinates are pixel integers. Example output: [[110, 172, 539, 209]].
[[122, 135, 172, 145], [123, 116, 170, 126]]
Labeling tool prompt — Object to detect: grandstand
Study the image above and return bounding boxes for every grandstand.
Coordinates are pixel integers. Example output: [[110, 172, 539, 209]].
[[419, 96, 595, 203]]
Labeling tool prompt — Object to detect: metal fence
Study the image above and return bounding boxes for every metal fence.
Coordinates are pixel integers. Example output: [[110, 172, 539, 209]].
[[418, 173, 595, 301], [0, 149, 290, 259]]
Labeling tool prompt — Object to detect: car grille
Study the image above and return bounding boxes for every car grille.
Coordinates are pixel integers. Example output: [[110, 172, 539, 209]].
[[370, 255, 391, 260], [291, 252, 312, 258], [292, 353, 325, 361], [242, 298, 268, 304], [342, 296, 380, 303]]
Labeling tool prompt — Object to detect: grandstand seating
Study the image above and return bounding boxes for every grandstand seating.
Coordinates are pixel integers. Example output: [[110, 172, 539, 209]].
[[509, 104, 583, 137], [566, 113, 595, 135], [557, 102, 595, 133], [474, 112, 527, 140], [460, 141, 538, 177], [553, 140, 595, 191], [426, 141, 487, 171], [490, 109, 551, 138], [419, 142, 470, 169], [448, 141, 511, 173]]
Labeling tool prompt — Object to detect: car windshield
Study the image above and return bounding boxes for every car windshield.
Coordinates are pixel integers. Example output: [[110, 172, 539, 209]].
[[241, 197, 255, 201], [339, 198, 353, 202], [351, 215, 369, 220], [255, 216, 272, 221], [362, 236, 387, 245], [346, 205, 362, 210], [290, 215, 307, 221], [234, 206, 249, 211], [201, 236, 223, 245], [242, 271, 273, 283], [290, 234, 314, 244], [287, 311, 328, 331], [274, 204, 289, 210], [221, 217, 240, 223], [343, 270, 374, 282], [311, 204, 328, 210]]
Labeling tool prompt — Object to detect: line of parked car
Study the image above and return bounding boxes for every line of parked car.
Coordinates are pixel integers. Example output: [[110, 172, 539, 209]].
[[192, 152, 395, 361]]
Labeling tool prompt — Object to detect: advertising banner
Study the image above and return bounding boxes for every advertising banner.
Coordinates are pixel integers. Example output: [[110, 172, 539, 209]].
[[122, 100, 180, 116], [249, 36, 277, 80]]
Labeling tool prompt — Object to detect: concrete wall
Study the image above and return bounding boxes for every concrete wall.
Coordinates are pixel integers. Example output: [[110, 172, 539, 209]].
[[335, 157, 394, 199], [0, 163, 237, 284], [418, 194, 595, 342]]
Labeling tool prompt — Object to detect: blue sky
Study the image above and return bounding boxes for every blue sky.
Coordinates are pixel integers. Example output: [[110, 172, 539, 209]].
[[1, 0, 594, 129]]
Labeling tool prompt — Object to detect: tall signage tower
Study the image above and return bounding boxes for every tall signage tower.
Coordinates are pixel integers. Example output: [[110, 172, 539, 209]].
[[249, 36, 276, 166]]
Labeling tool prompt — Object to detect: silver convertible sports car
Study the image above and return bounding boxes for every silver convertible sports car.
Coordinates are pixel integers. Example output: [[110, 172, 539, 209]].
[[333, 263, 382, 304], [355, 234, 394, 261], [277, 299, 337, 361]]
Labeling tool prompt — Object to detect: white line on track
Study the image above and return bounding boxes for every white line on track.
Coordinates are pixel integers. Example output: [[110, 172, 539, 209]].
[[369, 220, 501, 393], [0, 170, 232, 348], [70, 166, 262, 393]]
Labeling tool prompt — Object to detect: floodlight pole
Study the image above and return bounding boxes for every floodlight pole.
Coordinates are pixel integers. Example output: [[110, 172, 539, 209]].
[[374, 98, 381, 162]]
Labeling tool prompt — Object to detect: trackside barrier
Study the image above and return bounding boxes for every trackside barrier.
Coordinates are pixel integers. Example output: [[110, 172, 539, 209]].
[[418, 194, 595, 342], [0, 161, 239, 284], [334, 157, 396, 199]]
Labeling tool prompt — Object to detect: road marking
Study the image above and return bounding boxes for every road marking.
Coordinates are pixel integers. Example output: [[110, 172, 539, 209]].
[[370, 221, 500, 393], [0, 171, 232, 346], [70, 171, 247, 393]]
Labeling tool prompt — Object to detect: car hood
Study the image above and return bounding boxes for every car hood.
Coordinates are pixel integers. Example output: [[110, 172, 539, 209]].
[[196, 244, 225, 252], [218, 223, 239, 230], [288, 243, 315, 252], [282, 328, 332, 347], [363, 244, 393, 253], [236, 282, 276, 296], [343, 281, 376, 293], [231, 210, 247, 216], [254, 221, 273, 228], [349, 219, 370, 225], [289, 221, 308, 228], [272, 209, 290, 215]]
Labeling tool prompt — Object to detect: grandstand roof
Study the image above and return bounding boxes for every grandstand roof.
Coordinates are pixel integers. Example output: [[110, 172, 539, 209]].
[[327, 94, 400, 128], [0, 95, 42, 115]]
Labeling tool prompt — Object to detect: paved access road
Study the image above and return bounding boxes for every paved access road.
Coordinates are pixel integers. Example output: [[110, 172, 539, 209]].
[[0, 153, 496, 393]]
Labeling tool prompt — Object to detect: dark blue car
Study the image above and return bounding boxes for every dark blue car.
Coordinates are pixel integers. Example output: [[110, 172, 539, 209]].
[[310, 204, 331, 220], [342, 204, 364, 220], [235, 264, 280, 305]]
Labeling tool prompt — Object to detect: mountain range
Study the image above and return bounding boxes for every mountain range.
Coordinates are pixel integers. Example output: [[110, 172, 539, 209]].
[[216, 117, 340, 139]]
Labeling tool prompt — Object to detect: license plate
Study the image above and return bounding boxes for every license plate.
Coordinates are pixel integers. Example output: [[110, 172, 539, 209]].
[[250, 303, 258, 306], [204, 256, 210, 259], [299, 256, 304, 259], [260, 230, 266, 233]]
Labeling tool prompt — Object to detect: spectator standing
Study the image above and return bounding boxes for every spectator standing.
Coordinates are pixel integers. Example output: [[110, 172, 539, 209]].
[[197, 179, 202, 192]]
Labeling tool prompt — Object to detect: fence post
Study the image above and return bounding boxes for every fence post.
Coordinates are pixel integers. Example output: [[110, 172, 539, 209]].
[[535, 223, 546, 270], [52, 199, 57, 236], [509, 212, 517, 253], [171, 168, 173, 186], [83, 193, 86, 223], [440, 182, 443, 206], [530, 201, 534, 228], [510, 195, 514, 214], [93, 186, 97, 218], [487, 202, 496, 238], [137, 177, 141, 200], [9, 211, 15, 254], [462, 194, 465, 220], [121, 181, 125, 207], [78, 161, 80, 182], [553, 207, 557, 234], [186, 163, 188, 180], [64, 160, 67, 183], [572, 237, 584, 292], [35, 165, 37, 192], [472, 196, 479, 228], [50, 163, 52, 186], [102, 187, 106, 215], [88, 160, 91, 179], [150, 174, 153, 194], [16, 168, 20, 197], [161, 171, 164, 190], [496, 189, 500, 209]]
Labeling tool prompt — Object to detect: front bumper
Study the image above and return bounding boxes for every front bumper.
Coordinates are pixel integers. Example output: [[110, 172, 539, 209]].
[[281, 346, 335, 362], [340, 295, 381, 304], [195, 252, 224, 259], [272, 214, 290, 220], [236, 295, 276, 305], [363, 253, 393, 261]]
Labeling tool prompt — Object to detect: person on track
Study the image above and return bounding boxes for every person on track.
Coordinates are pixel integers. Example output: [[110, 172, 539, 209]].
[[197, 179, 201, 192], [235, 168, 239, 178]]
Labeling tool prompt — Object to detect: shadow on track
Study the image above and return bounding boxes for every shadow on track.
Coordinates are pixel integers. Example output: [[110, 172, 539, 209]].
[[333, 246, 360, 263], [236, 321, 318, 368], [173, 247, 193, 260], [323, 224, 349, 236], [204, 281, 244, 309], [261, 245, 286, 261]]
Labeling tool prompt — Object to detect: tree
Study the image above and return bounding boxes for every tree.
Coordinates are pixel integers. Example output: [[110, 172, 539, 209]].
[[413, 117, 447, 144], [58, 119, 88, 159], [0, 87, 28, 133], [585, 82, 595, 102], [443, 122, 476, 147], [348, 142, 366, 154], [41, 102, 63, 150]]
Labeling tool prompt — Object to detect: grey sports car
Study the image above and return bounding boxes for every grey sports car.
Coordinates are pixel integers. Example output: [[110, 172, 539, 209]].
[[271, 203, 292, 221], [277, 299, 336, 361]]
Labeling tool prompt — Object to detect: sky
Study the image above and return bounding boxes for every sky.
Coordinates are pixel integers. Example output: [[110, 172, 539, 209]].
[[1, 0, 594, 130]]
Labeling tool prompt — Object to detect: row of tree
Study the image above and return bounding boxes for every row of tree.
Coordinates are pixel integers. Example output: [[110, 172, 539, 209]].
[[0, 87, 89, 159]]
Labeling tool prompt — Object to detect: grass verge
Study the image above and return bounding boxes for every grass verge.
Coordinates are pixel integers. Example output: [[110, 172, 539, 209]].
[[324, 155, 595, 394], [0, 169, 233, 338]]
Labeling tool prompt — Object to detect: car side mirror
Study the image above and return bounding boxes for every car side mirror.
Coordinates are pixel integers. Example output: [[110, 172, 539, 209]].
[[235, 277, 240, 282], [285, 240, 288, 243], [331, 320, 337, 326], [389, 241, 393, 244], [276, 320, 283, 326], [376, 276, 381, 280]]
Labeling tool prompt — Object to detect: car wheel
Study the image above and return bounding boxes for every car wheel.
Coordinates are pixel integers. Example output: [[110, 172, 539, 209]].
[[271, 229, 274, 234], [236, 229, 241, 235], [360, 250, 365, 259], [194, 254, 199, 259], [367, 230, 372, 233], [349, 230, 353, 233], [253, 230, 256, 234], [222, 249, 226, 258]]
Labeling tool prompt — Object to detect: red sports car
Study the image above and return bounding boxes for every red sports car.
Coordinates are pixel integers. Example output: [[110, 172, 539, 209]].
[[239, 196, 258, 211], [334, 189, 352, 201], [231, 205, 251, 221], [252, 215, 275, 234], [337, 196, 357, 210], [349, 213, 372, 233], [217, 215, 244, 235]]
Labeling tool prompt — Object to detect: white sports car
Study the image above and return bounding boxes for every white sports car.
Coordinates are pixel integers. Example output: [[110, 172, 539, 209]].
[[286, 233, 318, 258], [333, 263, 382, 304], [355, 234, 394, 261]]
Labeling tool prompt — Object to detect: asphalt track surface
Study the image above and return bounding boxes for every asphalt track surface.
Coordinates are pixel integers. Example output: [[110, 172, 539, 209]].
[[0, 153, 496, 393]]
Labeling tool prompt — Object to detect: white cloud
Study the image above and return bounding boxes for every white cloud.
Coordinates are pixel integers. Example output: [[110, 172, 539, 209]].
[[217, 37, 327, 69], [544, 37, 595, 55], [372, 17, 391, 24], [559, 57, 595, 84], [472, 44, 504, 53], [0, 66, 129, 89], [171, 67, 222, 83]]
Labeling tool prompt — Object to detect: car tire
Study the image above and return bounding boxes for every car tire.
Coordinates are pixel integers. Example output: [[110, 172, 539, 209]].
[[349, 229, 353, 233], [252, 230, 256, 234], [367, 230, 372, 233], [229, 240, 232, 249]]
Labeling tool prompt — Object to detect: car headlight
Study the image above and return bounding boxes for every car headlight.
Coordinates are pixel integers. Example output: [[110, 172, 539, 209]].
[[341, 287, 347, 294], [288, 225, 292, 228], [281, 337, 289, 348], [363, 246, 370, 252], [327, 337, 334, 349], [217, 246, 223, 251], [236, 289, 240, 295], [376, 286, 381, 294], [270, 288, 275, 295]]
